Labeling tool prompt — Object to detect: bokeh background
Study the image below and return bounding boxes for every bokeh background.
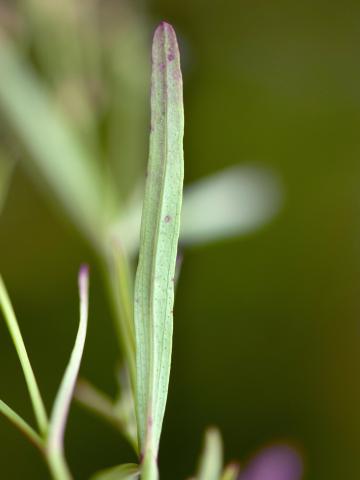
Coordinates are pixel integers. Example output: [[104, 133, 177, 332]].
[[1, 0, 360, 479]]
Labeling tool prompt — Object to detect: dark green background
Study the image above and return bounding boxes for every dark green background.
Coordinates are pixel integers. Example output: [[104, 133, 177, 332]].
[[1, 0, 360, 478]]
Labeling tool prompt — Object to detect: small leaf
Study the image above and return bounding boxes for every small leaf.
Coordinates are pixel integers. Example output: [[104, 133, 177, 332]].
[[47, 265, 89, 455], [133, 20, 184, 472], [197, 428, 223, 480], [91, 463, 139, 480]]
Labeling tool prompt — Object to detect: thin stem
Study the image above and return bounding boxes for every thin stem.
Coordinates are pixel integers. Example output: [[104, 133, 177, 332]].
[[0, 398, 71, 480], [0, 275, 48, 435], [0, 399, 44, 450], [46, 449, 72, 480], [103, 245, 136, 392], [141, 450, 159, 480]]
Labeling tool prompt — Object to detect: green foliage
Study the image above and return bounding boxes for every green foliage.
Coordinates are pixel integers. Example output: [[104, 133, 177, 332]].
[[133, 22, 184, 477], [0, 5, 284, 478], [0, 267, 89, 480]]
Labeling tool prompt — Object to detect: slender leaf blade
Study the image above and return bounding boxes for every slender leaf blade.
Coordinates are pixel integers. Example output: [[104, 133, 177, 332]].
[[47, 265, 89, 454], [134, 20, 184, 467]]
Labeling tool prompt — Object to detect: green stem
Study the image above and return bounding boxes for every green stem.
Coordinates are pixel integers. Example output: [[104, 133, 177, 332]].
[[46, 448, 72, 480], [141, 450, 159, 480], [0, 275, 48, 435], [0, 399, 44, 450], [102, 245, 136, 392]]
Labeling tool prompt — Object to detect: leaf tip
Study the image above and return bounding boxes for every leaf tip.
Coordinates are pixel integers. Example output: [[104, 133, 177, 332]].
[[155, 21, 175, 33], [78, 264, 89, 299], [153, 21, 178, 49]]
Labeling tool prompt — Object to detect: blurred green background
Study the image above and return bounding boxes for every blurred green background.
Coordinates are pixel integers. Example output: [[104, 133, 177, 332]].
[[1, 0, 360, 478]]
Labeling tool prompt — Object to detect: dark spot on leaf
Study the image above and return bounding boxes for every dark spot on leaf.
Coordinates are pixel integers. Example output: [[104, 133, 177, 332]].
[[168, 52, 175, 62], [164, 215, 172, 223]]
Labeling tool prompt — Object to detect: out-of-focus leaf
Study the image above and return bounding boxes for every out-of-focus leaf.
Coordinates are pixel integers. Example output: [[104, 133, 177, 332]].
[[75, 378, 122, 429], [105, 244, 136, 390], [0, 34, 106, 244], [112, 165, 282, 254], [113, 367, 138, 452], [75, 372, 138, 453], [180, 165, 282, 245], [197, 428, 223, 480], [90, 463, 139, 480], [221, 463, 240, 480], [47, 266, 89, 461], [134, 21, 184, 478], [0, 152, 15, 213], [19, 0, 103, 152], [103, 2, 149, 200]]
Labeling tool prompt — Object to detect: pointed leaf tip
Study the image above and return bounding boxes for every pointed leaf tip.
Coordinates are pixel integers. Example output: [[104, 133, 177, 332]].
[[155, 21, 175, 34], [48, 267, 89, 454]]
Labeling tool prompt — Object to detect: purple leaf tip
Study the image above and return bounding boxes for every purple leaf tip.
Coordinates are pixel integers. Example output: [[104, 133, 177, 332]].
[[154, 21, 176, 39], [78, 264, 89, 299]]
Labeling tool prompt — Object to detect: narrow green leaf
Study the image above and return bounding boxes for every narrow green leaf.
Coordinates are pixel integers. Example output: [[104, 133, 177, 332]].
[[134, 19, 184, 470], [0, 35, 105, 244], [221, 463, 240, 480], [0, 275, 48, 435], [47, 266, 89, 456], [90, 463, 139, 480], [197, 429, 223, 480]]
